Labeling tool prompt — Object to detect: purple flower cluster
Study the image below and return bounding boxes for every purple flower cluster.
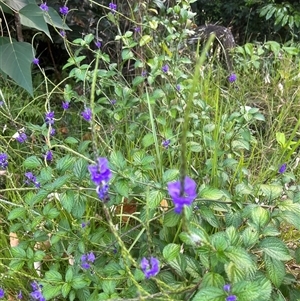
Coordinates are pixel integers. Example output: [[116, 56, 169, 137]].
[[62, 101, 69, 110], [81, 252, 96, 269], [25, 172, 40, 188], [0, 153, 8, 169], [32, 58, 39, 65], [167, 176, 197, 214], [0, 288, 4, 299], [30, 281, 45, 301], [88, 157, 112, 201], [162, 139, 170, 149], [279, 163, 287, 174], [162, 64, 169, 73], [45, 150, 53, 161], [59, 6, 69, 15], [109, 2, 117, 13], [81, 107, 92, 122], [224, 284, 237, 301], [39, 3, 48, 11], [140, 257, 160, 279], [228, 73, 237, 83], [45, 111, 54, 125], [16, 132, 27, 143]]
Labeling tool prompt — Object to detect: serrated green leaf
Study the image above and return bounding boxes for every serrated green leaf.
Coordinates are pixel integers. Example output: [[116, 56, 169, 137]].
[[45, 270, 63, 282], [60, 191, 75, 213], [259, 184, 282, 200], [259, 237, 292, 261], [11, 246, 26, 258], [64, 137, 79, 144], [139, 35, 152, 46], [65, 267, 74, 282], [201, 272, 224, 288], [72, 193, 86, 218], [242, 226, 259, 248], [56, 155, 75, 173], [192, 287, 224, 301], [147, 189, 164, 208], [264, 254, 285, 287], [200, 187, 224, 200], [0, 38, 33, 95], [40, 166, 53, 183], [251, 206, 270, 228], [114, 179, 130, 198], [132, 76, 145, 87], [110, 151, 126, 169], [42, 283, 62, 300], [163, 169, 179, 183], [31, 189, 49, 206], [8, 207, 27, 220], [9, 259, 25, 271], [71, 275, 90, 289], [102, 280, 117, 294], [280, 210, 300, 230], [34, 250, 45, 261], [62, 283, 71, 298], [278, 200, 300, 214], [142, 133, 155, 148], [23, 155, 42, 168], [163, 210, 181, 227], [225, 246, 256, 273], [201, 206, 220, 227], [225, 261, 245, 282], [73, 158, 88, 181], [168, 254, 187, 277], [163, 243, 180, 261]]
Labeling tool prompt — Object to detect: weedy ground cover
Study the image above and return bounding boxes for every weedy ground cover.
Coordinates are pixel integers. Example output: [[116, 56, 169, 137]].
[[0, 1, 300, 300]]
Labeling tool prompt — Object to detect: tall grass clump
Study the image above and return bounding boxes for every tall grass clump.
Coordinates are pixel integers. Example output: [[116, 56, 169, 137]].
[[0, 0, 300, 300]]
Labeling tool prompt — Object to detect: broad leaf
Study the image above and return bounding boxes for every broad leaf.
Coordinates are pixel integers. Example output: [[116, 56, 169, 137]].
[[264, 254, 286, 287], [0, 38, 33, 95], [163, 243, 180, 261], [192, 287, 224, 301], [259, 237, 292, 261]]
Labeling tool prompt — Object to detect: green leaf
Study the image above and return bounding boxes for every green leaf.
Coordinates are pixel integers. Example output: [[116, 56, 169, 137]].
[[11, 246, 26, 258], [23, 155, 42, 168], [251, 206, 270, 228], [72, 193, 86, 218], [42, 283, 62, 300], [259, 237, 292, 261], [61, 283, 71, 298], [8, 207, 27, 220], [163, 169, 179, 183], [201, 206, 220, 227], [73, 158, 88, 181], [31, 189, 50, 206], [60, 191, 75, 213], [163, 243, 180, 261], [280, 210, 300, 230], [147, 189, 164, 208], [259, 184, 282, 200], [224, 246, 256, 273], [121, 49, 134, 61], [225, 262, 245, 282], [139, 35, 152, 46], [65, 267, 74, 282], [201, 272, 224, 288], [114, 179, 130, 198], [167, 254, 187, 277], [64, 137, 79, 144], [141, 133, 155, 148], [192, 287, 224, 301], [163, 210, 181, 227], [242, 226, 259, 248], [4, 0, 31, 11], [43, 7, 71, 30], [101, 280, 117, 294], [45, 270, 63, 282], [71, 275, 90, 289], [56, 155, 75, 173], [264, 254, 285, 287], [19, 4, 51, 40], [40, 167, 53, 183], [110, 151, 126, 169], [0, 39, 33, 95], [200, 187, 224, 200]]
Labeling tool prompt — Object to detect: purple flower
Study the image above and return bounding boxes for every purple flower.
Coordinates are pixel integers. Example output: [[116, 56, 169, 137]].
[[134, 26, 141, 33], [162, 64, 169, 73], [87, 252, 95, 262], [45, 111, 55, 125], [176, 84, 181, 91], [60, 30, 66, 38], [167, 176, 197, 214], [16, 132, 27, 143], [96, 183, 110, 201], [228, 73, 237, 83], [81, 107, 92, 122], [17, 291, 23, 299], [0, 288, 4, 299], [140, 257, 160, 279], [45, 150, 53, 161], [32, 58, 39, 65], [0, 153, 8, 169], [223, 284, 231, 292], [95, 41, 102, 49], [62, 101, 69, 110], [25, 172, 40, 188], [110, 99, 116, 105], [0, 101, 3, 106], [81, 262, 90, 269], [226, 296, 237, 301], [39, 3, 48, 11], [279, 163, 287, 174], [88, 157, 112, 186], [109, 2, 117, 13], [50, 128, 56, 136], [59, 6, 69, 15], [30, 281, 45, 301], [162, 139, 170, 149], [141, 70, 147, 77]]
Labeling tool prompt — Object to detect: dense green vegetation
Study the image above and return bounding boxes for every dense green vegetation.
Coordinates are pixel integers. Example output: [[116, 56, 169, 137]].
[[0, 0, 300, 300]]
